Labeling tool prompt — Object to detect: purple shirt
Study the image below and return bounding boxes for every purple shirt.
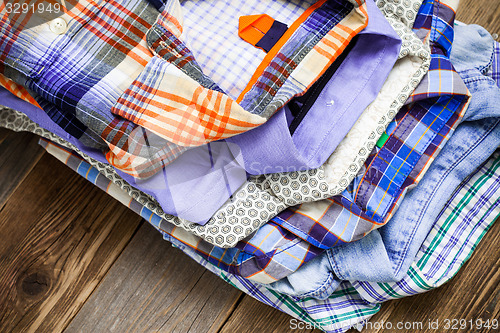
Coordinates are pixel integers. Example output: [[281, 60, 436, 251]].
[[229, 0, 402, 174], [0, 0, 401, 224]]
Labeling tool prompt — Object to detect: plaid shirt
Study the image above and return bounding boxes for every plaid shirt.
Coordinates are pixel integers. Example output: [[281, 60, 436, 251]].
[[0, 0, 367, 178], [176, 150, 500, 333], [4, 0, 473, 285], [36, 135, 323, 282], [217, 0, 471, 282], [34, 128, 500, 331]]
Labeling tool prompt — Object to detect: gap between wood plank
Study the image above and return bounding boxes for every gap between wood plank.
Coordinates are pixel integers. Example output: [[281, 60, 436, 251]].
[[216, 293, 246, 333], [59, 219, 146, 332], [0, 153, 144, 332]]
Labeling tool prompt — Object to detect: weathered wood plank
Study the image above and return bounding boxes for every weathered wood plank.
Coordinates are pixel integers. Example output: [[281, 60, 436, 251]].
[[65, 222, 243, 333], [0, 153, 143, 332], [457, 0, 500, 34], [1, 2, 498, 333], [218, 294, 324, 333], [0, 129, 45, 209], [355, 215, 500, 333], [0, 127, 10, 143]]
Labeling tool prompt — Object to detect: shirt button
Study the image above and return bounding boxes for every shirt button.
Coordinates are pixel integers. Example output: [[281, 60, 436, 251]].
[[49, 18, 67, 35]]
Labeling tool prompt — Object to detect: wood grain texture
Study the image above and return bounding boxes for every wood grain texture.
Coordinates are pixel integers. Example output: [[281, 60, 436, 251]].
[[65, 223, 243, 333], [0, 154, 143, 333], [218, 295, 322, 333], [1, 1, 499, 333], [0, 129, 44, 209], [457, 0, 500, 34]]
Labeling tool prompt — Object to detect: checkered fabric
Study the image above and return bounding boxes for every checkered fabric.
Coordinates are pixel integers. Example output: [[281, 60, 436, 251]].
[[36, 131, 500, 331], [487, 40, 500, 84], [0, 0, 368, 178], [0, 73, 39, 108], [173, 151, 500, 333], [220, 0, 472, 280]]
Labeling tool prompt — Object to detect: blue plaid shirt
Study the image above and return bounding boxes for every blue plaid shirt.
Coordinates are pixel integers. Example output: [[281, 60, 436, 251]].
[[33, 0, 472, 285]]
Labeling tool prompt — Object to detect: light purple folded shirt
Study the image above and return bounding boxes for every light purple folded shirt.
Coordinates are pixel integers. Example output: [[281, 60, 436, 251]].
[[0, 0, 401, 224], [0, 88, 245, 225], [229, 0, 402, 174]]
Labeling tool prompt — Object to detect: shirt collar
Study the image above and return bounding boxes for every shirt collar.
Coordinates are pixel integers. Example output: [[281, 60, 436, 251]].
[[145, 0, 369, 117]]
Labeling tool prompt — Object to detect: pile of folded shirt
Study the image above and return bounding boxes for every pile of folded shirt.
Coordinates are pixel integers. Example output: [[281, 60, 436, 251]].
[[1, 0, 499, 331]]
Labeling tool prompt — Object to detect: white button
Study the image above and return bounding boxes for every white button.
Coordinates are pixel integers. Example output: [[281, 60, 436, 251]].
[[49, 18, 67, 35]]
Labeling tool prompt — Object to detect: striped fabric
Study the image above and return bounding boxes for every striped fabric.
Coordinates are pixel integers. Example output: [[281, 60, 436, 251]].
[[213, 0, 471, 280], [0, 0, 368, 178], [0, 73, 39, 108], [38, 132, 500, 331], [165, 151, 500, 333]]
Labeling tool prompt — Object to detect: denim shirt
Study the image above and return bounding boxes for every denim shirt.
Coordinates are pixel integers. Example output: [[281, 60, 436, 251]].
[[267, 22, 500, 298]]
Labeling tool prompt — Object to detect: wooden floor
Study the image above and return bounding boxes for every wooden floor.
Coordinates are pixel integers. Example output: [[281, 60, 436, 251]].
[[0, 1, 499, 332]]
